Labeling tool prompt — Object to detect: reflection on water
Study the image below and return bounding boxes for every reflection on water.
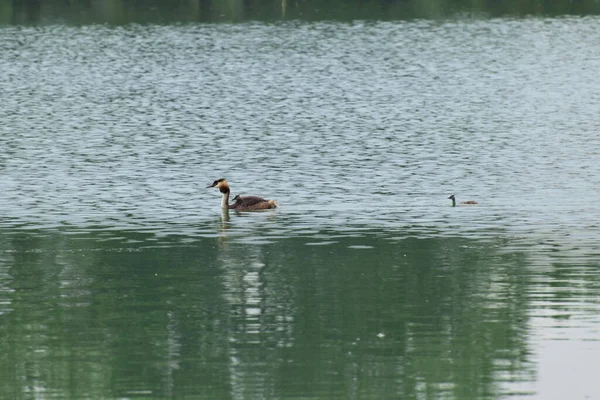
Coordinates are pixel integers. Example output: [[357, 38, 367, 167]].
[[0, 230, 523, 399], [3, 0, 600, 25], [1, 17, 600, 400], [1, 226, 599, 399]]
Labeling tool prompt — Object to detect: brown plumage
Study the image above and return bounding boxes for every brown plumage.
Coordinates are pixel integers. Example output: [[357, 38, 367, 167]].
[[448, 194, 477, 207], [207, 178, 277, 211]]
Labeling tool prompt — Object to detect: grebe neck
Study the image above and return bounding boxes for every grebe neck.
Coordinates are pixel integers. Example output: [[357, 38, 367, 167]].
[[220, 187, 230, 209], [451, 198, 456, 207]]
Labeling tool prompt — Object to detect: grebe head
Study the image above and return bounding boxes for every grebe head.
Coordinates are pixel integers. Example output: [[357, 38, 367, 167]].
[[448, 194, 455, 200], [207, 178, 227, 189]]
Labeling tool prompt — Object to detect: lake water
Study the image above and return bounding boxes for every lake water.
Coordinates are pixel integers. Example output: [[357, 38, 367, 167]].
[[1, 17, 600, 400]]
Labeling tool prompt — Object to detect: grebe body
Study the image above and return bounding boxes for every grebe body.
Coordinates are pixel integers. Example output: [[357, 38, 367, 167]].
[[207, 179, 277, 211], [448, 194, 478, 207]]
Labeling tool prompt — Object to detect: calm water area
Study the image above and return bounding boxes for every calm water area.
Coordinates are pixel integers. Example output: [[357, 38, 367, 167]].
[[1, 13, 600, 400]]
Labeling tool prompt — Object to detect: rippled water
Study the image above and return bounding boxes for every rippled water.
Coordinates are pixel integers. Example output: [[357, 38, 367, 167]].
[[1, 18, 600, 400], [2, 20, 600, 239]]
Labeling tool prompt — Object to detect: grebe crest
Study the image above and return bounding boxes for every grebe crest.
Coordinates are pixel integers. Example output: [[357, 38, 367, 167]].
[[207, 178, 277, 211], [448, 194, 478, 207]]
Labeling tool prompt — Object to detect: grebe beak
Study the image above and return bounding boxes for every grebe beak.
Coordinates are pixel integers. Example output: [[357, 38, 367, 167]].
[[206, 183, 216, 188]]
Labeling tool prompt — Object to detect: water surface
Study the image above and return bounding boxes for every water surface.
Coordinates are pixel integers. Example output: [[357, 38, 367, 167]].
[[1, 18, 600, 399]]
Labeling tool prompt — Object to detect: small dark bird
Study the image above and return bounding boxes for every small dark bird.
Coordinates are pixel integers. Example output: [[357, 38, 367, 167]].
[[448, 194, 478, 207], [207, 178, 277, 211]]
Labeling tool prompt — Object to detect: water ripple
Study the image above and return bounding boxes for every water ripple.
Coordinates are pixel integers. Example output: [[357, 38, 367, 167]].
[[1, 19, 599, 252]]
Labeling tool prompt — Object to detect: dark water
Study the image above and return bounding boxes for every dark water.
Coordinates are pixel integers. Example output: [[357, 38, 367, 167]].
[[1, 18, 600, 399], [4, 0, 600, 25]]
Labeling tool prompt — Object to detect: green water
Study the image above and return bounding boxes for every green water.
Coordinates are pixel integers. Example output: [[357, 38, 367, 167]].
[[1, 14, 600, 400], [3, 0, 600, 24], [2, 223, 599, 399], [0, 227, 539, 399]]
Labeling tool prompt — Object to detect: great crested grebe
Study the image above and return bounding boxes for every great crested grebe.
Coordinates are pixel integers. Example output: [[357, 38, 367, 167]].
[[448, 194, 478, 207], [207, 178, 277, 211]]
